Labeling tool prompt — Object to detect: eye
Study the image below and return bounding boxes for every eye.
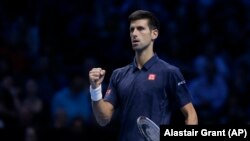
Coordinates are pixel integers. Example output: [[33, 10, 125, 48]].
[[137, 26, 145, 31], [130, 27, 134, 32]]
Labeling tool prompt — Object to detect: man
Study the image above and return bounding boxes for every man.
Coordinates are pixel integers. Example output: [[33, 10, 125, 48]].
[[89, 10, 198, 141]]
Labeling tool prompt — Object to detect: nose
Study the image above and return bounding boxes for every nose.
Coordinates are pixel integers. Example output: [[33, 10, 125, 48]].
[[131, 29, 138, 37]]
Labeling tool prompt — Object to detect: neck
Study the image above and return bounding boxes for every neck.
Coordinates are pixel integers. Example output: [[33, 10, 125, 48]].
[[135, 45, 154, 69]]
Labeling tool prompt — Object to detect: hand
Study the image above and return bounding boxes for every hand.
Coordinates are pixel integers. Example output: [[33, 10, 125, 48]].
[[89, 68, 106, 89]]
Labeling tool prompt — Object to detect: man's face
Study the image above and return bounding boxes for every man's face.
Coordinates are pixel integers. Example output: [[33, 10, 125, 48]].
[[130, 19, 158, 51]]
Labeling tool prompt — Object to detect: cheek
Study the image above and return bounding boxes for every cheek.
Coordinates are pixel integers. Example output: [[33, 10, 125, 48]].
[[146, 35, 152, 41], [150, 33, 155, 39]]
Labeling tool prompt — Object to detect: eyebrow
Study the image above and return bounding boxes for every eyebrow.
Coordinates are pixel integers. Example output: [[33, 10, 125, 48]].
[[130, 25, 146, 30]]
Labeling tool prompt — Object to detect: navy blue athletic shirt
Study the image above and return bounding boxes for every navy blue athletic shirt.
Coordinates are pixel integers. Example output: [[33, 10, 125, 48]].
[[104, 54, 192, 141]]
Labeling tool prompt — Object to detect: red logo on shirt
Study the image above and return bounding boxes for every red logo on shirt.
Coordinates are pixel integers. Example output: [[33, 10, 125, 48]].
[[105, 88, 111, 97], [148, 74, 156, 80]]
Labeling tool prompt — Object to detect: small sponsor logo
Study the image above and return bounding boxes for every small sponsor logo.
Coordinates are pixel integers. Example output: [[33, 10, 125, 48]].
[[177, 80, 186, 86], [105, 88, 111, 96], [148, 74, 156, 80]]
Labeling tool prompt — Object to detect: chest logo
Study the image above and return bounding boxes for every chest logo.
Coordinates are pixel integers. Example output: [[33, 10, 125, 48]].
[[148, 74, 156, 80]]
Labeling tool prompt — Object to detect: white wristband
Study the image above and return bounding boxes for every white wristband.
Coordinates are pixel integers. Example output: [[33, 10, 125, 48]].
[[89, 85, 102, 101]]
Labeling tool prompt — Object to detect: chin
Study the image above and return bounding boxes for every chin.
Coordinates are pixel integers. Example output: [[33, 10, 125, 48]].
[[133, 45, 146, 51], [133, 48, 144, 52], [132, 46, 140, 50]]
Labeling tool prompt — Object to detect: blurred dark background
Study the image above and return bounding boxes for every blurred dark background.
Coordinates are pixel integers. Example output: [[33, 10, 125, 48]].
[[0, 0, 250, 140]]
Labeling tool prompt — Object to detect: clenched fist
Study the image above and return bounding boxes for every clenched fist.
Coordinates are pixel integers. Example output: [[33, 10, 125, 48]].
[[89, 68, 106, 89]]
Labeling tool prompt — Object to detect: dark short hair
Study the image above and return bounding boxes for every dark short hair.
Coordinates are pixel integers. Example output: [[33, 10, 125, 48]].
[[128, 10, 160, 30]]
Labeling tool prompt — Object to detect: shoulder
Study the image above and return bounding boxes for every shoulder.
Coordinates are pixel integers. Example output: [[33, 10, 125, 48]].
[[155, 59, 186, 83], [157, 58, 181, 73], [110, 64, 132, 80], [113, 64, 131, 74]]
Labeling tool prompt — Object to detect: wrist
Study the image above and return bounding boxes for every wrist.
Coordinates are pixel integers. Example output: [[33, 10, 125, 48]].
[[90, 84, 99, 89], [89, 85, 102, 101]]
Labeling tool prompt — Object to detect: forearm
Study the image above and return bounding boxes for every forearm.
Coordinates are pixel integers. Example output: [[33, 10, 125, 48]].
[[184, 112, 198, 125], [181, 103, 198, 125], [92, 99, 114, 126]]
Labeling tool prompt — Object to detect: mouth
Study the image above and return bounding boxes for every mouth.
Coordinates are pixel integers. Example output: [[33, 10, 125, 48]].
[[132, 40, 140, 45]]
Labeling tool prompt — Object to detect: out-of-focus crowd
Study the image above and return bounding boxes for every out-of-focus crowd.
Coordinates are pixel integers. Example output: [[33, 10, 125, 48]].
[[0, 0, 249, 140]]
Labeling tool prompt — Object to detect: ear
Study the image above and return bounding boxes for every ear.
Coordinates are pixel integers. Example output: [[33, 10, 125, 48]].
[[151, 29, 159, 40]]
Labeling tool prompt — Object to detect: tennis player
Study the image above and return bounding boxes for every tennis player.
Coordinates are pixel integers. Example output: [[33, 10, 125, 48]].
[[89, 10, 198, 141]]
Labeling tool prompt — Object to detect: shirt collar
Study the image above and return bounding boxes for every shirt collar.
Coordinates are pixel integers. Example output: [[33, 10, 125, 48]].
[[132, 54, 159, 72]]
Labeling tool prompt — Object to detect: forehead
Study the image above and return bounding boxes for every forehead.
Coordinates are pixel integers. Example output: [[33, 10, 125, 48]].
[[130, 19, 149, 28]]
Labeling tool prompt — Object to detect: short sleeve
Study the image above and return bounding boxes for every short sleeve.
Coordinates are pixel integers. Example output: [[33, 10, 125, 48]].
[[167, 68, 192, 108], [103, 70, 119, 108]]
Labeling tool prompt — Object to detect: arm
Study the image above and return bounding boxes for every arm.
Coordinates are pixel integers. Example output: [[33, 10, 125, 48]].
[[92, 99, 114, 126], [168, 68, 198, 125], [180, 102, 198, 125], [89, 68, 114, 126]]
